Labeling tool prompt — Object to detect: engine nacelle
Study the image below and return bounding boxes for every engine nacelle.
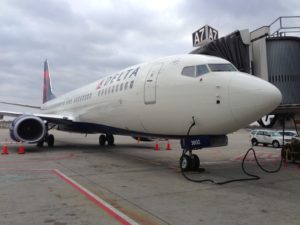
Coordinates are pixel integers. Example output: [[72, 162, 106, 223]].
[[9, 115, 46, 143]]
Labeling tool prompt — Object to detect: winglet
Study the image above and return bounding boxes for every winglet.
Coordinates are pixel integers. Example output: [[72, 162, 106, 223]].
[[43, 59, 56, 103]]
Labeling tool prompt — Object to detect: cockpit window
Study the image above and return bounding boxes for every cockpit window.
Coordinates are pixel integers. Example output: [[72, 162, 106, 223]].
[[208, 63, 237, 72], [182, 64, 209, 77], [181, 66, 195, 77], [196, 65, 209, 76]]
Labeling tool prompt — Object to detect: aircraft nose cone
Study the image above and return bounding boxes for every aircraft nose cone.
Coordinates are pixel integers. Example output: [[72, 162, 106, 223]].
[[229, 74, 282, 124]]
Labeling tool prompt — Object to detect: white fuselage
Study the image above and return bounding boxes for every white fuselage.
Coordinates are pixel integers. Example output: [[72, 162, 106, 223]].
[[40, 54, 282, 137]]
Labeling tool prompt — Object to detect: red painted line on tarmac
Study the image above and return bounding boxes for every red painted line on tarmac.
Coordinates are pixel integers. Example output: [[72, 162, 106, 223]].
[[52, 169, 138, 225], [0, 153, 75, 164], [0, 167, 138, 224]]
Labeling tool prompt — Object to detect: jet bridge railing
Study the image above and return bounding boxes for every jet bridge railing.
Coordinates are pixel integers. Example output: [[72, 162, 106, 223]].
[[269, 16, 300, 37]]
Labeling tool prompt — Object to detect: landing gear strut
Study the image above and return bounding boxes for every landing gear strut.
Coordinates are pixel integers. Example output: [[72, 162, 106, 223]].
[[99, 134, 115, 146]]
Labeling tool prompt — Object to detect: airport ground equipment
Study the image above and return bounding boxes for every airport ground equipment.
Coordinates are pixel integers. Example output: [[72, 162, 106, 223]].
[[282, 137, 300, 162]]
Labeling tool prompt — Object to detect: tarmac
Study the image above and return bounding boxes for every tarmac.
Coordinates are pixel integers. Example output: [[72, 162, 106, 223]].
[[0, 129, 299, 225]]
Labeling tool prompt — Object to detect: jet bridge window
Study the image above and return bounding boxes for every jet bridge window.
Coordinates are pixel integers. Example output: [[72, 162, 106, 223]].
[[182, 65, 209, 78], [208, 63, 237, 72]]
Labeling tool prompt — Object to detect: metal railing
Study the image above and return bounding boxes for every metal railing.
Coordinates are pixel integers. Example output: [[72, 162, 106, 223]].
[[269, 16, 300, 37]]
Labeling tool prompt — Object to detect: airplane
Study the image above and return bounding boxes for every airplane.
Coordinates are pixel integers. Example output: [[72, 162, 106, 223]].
[[0, 54, 282, 171]]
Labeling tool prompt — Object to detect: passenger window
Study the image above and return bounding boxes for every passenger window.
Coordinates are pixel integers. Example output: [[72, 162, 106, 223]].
[[116, 84, 119, 92], [181, 66, 195, 77], [111, 86, 114, 93], [196, 65, 209, 76], [125, 82, 128, 90], [108, 87, 111, 94], [120, 83, 123, 91]]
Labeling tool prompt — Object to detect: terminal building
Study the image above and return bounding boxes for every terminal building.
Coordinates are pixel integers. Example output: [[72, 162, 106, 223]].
[[190, 16, 300, 127]]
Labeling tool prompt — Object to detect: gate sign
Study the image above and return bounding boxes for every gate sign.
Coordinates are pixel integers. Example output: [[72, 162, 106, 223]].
[[192, 25, 218, 47]]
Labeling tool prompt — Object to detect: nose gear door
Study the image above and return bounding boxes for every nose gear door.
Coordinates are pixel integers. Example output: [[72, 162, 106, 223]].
[[144, 63, 163, 104]]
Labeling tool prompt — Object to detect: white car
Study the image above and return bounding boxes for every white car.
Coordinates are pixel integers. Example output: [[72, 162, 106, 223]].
[[250, 130, 296, 148], [278, 131, 298, 138]]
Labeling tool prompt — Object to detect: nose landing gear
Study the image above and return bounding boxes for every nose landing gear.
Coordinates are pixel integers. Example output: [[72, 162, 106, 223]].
[[180, 116, 204, 172], [180, 149, 201, 171]]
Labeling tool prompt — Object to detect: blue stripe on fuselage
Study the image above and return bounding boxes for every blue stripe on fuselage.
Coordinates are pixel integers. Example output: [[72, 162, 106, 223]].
[[56, 121, 222, 140]]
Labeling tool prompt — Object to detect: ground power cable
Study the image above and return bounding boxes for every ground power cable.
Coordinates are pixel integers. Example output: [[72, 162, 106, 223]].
[[181, 116, 287, 185]]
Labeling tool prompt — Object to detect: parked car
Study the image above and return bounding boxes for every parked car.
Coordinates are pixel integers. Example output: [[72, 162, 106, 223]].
[[277, 130, 298, 138], [250, 129, 296, 148]]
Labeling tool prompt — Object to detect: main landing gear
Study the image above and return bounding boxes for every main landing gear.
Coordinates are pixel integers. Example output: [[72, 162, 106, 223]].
[[99, 134, 115, 146], [37, 123, 55, 147], [180, 149, 201, 171], [37, 134, 55, 147]]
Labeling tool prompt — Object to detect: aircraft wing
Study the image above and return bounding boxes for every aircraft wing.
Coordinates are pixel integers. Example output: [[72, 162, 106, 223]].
[[0, 110, 74, 124], [0, 101, 40, 109]]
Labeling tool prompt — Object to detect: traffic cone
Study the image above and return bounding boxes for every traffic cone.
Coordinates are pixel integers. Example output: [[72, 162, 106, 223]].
[[155, 141, 160, 151], [19, 144, 25, 154], [166, 140, 171, 150], [2, 145, 8, 155]]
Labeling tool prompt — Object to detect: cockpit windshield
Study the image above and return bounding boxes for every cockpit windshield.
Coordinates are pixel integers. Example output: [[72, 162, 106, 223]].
[[208, 63, 237, 72], [181, 63, 237, 78], [181, 64, 209, 77]]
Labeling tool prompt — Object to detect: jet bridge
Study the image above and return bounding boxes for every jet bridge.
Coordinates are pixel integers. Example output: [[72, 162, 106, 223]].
[[190, 17, 300, 127]]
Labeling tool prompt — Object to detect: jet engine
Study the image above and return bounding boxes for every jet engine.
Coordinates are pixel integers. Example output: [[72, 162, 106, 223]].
[[9, 115, 46, 143]]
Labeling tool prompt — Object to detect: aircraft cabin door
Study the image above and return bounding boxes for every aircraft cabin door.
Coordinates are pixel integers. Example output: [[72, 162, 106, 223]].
[[144, 63, 163, 104]]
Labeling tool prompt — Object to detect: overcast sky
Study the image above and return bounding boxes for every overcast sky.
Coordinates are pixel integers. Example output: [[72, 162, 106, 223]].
[[0, 0, 299, 112]]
